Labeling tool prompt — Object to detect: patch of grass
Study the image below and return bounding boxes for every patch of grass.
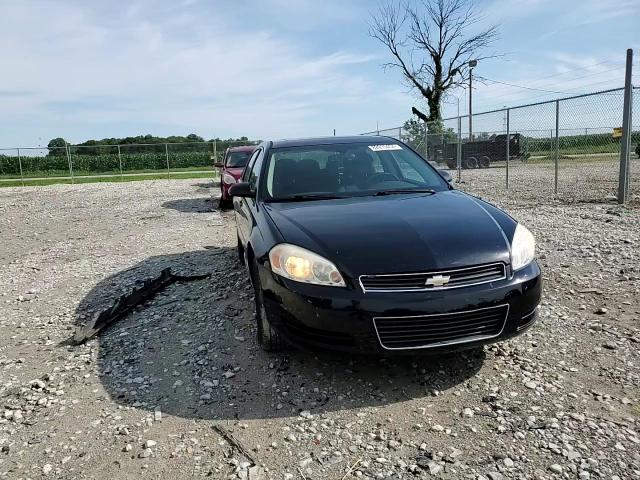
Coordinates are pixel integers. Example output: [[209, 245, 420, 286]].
[[526, 153, 619, 164], [0, 166, 216, 179], [0, 171, 218, 188]]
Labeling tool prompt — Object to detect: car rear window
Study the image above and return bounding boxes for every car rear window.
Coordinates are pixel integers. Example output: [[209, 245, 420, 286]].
[[264, 142, 447, 199], [225, 151, 252, 168]]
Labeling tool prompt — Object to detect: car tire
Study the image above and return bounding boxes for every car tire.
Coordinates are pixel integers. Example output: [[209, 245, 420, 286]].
[[237, 234, 245, 265], [250, 260, 285, 352], [219, 196, 231, 209], [464, 157, 479, 169], [479, 156, 491, 168]]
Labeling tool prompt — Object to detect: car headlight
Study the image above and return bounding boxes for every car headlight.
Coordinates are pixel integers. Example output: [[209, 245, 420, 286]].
[[222, 173, 236, 185], [269, 243, 346, 287], [511, 224, 535, 271]]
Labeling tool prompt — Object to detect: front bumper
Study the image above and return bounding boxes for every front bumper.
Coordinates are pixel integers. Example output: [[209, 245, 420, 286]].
[[259, 261, 542, 355]]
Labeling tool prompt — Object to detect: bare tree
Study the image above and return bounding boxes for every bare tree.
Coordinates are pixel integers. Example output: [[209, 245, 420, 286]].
[[370, 0, 498, 124]]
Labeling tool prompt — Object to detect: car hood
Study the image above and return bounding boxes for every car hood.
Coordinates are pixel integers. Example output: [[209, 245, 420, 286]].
[[264, 190, 512, 276]]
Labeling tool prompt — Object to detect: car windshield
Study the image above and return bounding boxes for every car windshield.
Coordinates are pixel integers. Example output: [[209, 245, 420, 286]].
[[225, 151, 252, 168], [264, 142, 448, 200]]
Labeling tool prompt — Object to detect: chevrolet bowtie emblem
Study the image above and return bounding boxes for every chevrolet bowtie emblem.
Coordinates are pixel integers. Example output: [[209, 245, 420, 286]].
[[425, 274, 451, 287]]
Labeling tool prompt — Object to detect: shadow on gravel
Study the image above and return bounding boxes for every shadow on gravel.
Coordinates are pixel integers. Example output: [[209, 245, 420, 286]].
[[192, 181, 217, 189], [161, 197, 216, 213], [74, 247, 485, 421]]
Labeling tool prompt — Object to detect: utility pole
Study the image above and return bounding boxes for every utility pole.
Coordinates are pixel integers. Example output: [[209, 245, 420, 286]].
[[468, 59, 477, 140]]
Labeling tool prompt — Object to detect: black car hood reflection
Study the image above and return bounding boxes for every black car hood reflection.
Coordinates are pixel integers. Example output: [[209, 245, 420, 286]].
[[264, 190, 512, 276]]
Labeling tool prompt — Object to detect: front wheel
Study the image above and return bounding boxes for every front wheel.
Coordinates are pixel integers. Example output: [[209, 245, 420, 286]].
[[219, 195, 231, 209], [250, 260, 285, 352], [237, 234, 245, 265]]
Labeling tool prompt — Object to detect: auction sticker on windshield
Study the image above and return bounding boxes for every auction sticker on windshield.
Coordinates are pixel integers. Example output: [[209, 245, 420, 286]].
[[368, 144, 403, 151]]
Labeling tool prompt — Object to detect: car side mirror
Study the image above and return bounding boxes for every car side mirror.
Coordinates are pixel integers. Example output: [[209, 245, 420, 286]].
[[214, 162, 223, 168], [439, 169, 453, 183], [228, 182, 255, 198]]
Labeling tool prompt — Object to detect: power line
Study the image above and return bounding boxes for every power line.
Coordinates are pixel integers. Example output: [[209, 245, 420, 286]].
[[562, 77, 624, 90], [473, 79, 625, 113], [473, 71, 626, 110], [475, 60, 626, 95], [450, 56, 635, 116], [477, 76, 575, 95], [534, 66, 626, 87], [474, 95, 552, 112], [478, 64, 626, 97], [508, 59, 620, 87]]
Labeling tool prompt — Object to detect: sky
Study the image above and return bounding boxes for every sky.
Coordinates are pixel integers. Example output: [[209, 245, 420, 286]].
[[1, 0, 639, 148]]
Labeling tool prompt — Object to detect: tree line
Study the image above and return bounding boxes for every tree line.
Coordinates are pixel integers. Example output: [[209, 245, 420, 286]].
[[46, 134, 255, 156]]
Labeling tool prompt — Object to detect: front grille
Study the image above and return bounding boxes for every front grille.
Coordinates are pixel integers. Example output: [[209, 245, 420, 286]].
[[373, 304, 509, 350], [359, 263, 506, 293]]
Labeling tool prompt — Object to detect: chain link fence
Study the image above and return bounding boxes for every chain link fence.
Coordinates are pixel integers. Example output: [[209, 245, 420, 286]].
[[0, 140, 260, 186], [631, 85, 640, 200], [365, 87, 639, 205]]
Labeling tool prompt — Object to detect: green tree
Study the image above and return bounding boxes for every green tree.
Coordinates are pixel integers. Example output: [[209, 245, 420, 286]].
[[403, 118, 457, 150], [47, 137, 67, 156]]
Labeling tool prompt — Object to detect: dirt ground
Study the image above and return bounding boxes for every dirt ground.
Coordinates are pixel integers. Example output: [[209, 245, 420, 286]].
[[0, 176, 639, 480]]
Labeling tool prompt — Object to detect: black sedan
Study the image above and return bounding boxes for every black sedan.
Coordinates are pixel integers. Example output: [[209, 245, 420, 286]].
[[229, 136, 541, 354]]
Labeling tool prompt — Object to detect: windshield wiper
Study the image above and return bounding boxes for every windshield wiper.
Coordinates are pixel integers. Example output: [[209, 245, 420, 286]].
[[373, 188, 436, 196], [269, 193, 347, 202]]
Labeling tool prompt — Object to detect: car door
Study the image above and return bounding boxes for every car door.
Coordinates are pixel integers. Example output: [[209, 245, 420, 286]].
[[235, 148, 264, 246]]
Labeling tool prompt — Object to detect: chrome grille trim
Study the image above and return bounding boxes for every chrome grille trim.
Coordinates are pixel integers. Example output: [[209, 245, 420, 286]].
[[359, 262, 507, 293], [373, 304, 509, 350], [517, 306, 539, 331]]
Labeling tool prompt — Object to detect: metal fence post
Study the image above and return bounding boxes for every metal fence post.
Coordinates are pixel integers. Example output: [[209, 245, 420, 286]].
[[505, 109, 510, 190], [424, 121, 428, 158], [457, 116, 462, 182], [628, 88, 634, 196], [213, 140, 217, 165], [117, 145, 124, 182], [66, 143, 75, 184], [17, 148, 24, 187], [554, 100, 560, 195], [618, 48, 633, 204], [165, 143, 170, 178]]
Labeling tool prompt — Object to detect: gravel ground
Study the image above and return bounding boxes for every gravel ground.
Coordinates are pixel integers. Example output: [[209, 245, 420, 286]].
[[1, 176, 639, 480], [443, 158, 640, 205]]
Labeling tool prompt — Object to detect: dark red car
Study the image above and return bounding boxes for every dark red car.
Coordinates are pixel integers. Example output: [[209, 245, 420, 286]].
[[216, 145, 257, 207]]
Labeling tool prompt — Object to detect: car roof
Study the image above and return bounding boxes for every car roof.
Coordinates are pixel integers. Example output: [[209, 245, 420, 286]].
[[226, 145, 257, 152], [269, 136, 399, 149]]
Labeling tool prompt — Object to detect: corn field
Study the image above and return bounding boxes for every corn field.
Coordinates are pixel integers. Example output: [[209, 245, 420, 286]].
[[0, 151, 216, 177], [0, 141, 260, 180]]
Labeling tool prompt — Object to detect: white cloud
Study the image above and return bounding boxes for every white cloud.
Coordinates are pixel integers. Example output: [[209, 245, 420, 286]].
[[2, 0, 635, 145], [0, 0, 384, 144]]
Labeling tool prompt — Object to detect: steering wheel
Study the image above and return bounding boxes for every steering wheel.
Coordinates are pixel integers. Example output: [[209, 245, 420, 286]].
[[366, 172, 399, 185]]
